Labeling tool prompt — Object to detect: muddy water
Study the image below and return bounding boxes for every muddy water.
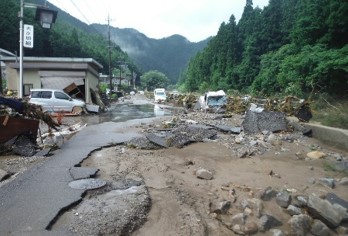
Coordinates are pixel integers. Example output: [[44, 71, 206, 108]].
[[78, 103, 173, 126]]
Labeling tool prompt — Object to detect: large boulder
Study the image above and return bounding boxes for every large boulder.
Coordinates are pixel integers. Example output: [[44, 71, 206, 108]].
[[307, 195, 348, 228]]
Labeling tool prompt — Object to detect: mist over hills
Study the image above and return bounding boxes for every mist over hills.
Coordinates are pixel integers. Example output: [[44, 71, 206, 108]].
[[92, 24, 210, 83]]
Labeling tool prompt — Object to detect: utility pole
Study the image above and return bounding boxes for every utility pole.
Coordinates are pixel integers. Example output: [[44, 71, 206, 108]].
[[107, 15, 113, 92]]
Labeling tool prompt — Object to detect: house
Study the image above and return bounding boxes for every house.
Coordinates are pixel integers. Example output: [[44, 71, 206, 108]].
[[1, 56, 103, 103]]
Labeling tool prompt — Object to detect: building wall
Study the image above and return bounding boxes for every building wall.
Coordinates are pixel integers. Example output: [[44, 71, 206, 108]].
[[5, 67, 40, 96], [86, 71, 99, 103]]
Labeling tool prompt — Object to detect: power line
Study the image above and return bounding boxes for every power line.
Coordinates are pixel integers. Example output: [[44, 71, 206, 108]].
[[70, 0, 91, 24]]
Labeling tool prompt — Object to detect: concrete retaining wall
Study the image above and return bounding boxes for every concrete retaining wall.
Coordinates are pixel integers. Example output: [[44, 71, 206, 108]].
[[303, 123, 348, 151]]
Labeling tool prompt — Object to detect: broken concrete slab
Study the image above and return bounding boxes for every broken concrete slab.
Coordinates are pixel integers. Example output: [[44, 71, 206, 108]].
[[126, 137, 163, 150], [189, 124, 214, 130], [111, 179, 143, 190], [0, 168, 10, 181], [67, 185, 150, 235], [68, 178, 106, 190], [166, 125, 218, 148], [86, 104, 100, 113], [145, 133, 168, 148], [35, 148, 51, 157], [12, 135, 37, 157], [307, 195, 348, 228], [326, 192, 348, 211], [213, 124, 241, 134], [69, 167, 99, 180], [242, 110, 287, 134]]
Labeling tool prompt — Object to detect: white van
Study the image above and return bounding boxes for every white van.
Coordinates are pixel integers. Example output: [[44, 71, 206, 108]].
[[154, 88, 167, 103], [29, 89, 85, 113]]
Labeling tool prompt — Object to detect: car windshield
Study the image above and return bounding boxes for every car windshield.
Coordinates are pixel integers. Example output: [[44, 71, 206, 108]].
[[157, 92, 165, 96]]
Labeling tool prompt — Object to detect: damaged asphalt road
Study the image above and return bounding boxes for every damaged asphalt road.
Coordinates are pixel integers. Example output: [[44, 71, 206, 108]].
[[0, 118, 159, 236]]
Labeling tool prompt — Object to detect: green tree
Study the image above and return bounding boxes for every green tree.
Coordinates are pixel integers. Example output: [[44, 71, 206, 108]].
[[140, 70, 169, 91]]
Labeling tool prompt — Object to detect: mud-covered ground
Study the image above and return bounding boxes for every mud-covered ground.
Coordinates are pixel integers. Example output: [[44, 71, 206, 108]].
[[1, 95, 348, 235]]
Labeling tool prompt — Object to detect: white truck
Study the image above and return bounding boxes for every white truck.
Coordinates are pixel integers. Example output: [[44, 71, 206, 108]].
[[154, 88, 167, 103]]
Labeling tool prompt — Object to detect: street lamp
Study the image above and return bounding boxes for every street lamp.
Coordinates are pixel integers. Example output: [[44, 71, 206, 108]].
[[18, 0, 57, 98]]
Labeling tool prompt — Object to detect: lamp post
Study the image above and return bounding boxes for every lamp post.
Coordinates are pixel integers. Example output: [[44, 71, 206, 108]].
[[18, 0, 57, 98]]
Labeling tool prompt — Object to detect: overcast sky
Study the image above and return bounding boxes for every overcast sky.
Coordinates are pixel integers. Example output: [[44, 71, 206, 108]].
[[47, 0, 269, 42]]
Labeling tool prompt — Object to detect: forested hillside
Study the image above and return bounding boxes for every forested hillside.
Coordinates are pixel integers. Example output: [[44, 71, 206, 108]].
[[0, 0, 208, 84], [180, 0, 348, 97], [0, 0, 138, 76], [92, 25, 209, 84]]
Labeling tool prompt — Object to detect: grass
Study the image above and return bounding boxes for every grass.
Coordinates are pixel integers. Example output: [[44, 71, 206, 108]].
[[323, 161, 348, 176], [311, 95, 348, 129]]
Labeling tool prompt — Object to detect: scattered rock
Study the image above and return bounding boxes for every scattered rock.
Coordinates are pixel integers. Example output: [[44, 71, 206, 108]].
[[232, 224, 245, 235], [231, 213, 246, 226], [310, 219, 331, 236], [270, 229, 285, 236], [317, 178, 335, 188], [307, 151, 326, 159], [326, 192, 348, 211], [210, 201, 231, 214], [336, 226, 348, 235], [258, 186, 277, 201], [258, 214, 282, 232], [286, 205, 302, 216], [307, 195, 348, 228], [196, 168, 213, 180], [276, 190, 292, 208], [243, 222, 258, 235], [293, 195, 308, 207], [288, 214, 312, 236], [339, 177, 348, 186]]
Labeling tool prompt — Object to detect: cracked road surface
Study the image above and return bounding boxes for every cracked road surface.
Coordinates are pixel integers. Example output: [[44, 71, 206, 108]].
[[0, 119, 158, 236]]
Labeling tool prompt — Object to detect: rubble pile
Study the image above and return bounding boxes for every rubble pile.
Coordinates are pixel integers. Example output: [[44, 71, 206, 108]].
[[126, 108, 347, 234], [0, 97, 64, 156], [166, 92, 312, 123], [0, 97, 59, 130], [225, 95, 312, 122], [208, 184, 348, 235], [167, 94, 198, 109]]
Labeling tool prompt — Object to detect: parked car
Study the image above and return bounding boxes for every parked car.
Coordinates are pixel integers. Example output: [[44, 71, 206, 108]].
[[29, 89, 85, 113], [154, 88, 167, 103]]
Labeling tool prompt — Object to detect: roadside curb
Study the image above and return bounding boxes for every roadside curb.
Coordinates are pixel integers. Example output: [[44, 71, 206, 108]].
[[303, 123, 348, 151]]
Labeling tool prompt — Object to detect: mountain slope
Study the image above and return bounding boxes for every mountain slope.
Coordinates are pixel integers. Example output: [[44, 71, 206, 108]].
[[92, 24, 210, 83]]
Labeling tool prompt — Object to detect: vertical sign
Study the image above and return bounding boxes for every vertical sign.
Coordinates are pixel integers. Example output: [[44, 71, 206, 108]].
[[23, 24, 34, 48]]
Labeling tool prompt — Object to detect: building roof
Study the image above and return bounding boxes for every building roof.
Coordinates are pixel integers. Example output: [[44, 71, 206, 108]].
[[1, 56, 103, 69], [1, 56, 103, 76]]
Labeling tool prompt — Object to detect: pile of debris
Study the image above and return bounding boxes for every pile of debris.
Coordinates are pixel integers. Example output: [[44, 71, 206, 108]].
[[0, 96, 60, 156], [125, 107, 348, 235], [167, 91, 312, 123], [208, 182, 348, 235], [225, 95, 312, 122]]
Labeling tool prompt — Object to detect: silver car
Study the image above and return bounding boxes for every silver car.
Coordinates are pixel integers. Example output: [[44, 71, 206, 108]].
[[29, 89, 85, 113]]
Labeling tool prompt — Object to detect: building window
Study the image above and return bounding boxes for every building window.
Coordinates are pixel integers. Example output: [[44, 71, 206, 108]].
[[23, 84, 33, 96]]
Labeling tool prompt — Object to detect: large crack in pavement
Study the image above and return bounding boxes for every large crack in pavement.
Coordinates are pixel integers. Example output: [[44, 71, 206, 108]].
[[0, 118, 163, 236]]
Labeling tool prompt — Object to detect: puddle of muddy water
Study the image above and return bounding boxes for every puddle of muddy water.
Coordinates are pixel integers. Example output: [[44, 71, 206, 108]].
[[77, 103, 175, 126]]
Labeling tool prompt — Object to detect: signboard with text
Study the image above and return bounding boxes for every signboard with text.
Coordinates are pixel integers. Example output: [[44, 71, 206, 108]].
[[23, 24, 34, 48]]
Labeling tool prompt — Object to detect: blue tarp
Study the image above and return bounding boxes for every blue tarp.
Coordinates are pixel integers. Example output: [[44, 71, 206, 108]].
[[0, 96, 24, 112]]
